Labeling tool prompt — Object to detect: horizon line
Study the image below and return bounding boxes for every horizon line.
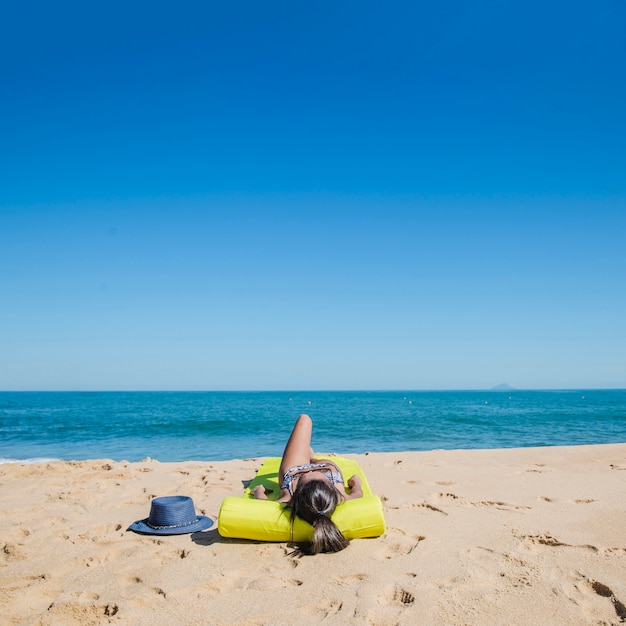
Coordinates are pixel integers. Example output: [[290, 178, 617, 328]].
[[1, 387, 624, 393]]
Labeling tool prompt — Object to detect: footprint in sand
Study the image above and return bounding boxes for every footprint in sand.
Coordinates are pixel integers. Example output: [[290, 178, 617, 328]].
[[518, 532, 599, 552], [331, 573, 369, 586], [247, 576, 304, 591], [469, 500, 531, 511], [566, 574, 626, 623], [464, 545, 538, 588], [589, 580, 626, 621], [436, 492, 459, 500], [320, 598, 344, 618], [377, 585, 416, 607], [542, 495, 595, 505], [201, 570, 248, 595], [410, 502, 447, 515], [377, 528, 424, 559], [2, 542, 27, 562], [1, 573, 50, 594], [46, 598, 119, 621], [365, 586, 416, 625], [78, 554, 110, 568], [300, 596, 347, 621], [77, 523, 123, 542]]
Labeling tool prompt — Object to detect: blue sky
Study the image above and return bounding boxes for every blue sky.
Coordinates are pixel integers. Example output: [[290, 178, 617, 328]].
[[1, 1, 625, 390]]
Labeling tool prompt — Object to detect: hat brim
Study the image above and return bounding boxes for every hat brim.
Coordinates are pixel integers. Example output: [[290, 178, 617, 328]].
[[128, 515, 214, 535]]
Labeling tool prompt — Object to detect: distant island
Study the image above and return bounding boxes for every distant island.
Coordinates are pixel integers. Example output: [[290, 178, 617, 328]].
[[490, 383, 517, 391]]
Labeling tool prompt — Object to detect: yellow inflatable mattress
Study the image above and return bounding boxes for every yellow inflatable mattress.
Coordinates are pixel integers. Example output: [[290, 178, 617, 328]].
[[218, 456, 385, 542]]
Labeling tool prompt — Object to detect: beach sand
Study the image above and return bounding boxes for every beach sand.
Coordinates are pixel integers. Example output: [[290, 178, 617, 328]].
[[1, 444, 625, 625]]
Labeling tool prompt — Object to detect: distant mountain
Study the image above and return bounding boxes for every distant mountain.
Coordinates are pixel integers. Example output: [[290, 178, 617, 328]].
[[490, 383, 516, 391]]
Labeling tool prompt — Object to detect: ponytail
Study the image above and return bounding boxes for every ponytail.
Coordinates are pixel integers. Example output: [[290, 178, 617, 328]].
[[310, 513, 349, 554], [287, 480, 349, 555]]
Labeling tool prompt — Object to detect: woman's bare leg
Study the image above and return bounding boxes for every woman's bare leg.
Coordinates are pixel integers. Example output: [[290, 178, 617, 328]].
[[279, 414, 313, 480]]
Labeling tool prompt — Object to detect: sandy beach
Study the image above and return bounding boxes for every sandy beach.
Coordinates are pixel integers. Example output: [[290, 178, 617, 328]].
[[2, 444, 625, 625]]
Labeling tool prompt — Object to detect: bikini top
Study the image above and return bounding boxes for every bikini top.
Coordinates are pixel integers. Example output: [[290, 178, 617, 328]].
[[281, 462, 345, 496]]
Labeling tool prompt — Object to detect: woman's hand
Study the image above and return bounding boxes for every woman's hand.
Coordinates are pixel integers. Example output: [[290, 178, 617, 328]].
[[251, 485, 269, 500], [347, 474, 361, 489], [347, 474, 363, 498]]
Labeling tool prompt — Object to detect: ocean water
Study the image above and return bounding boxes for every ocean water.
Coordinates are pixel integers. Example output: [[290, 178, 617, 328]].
[[1, 390, 625, 463]]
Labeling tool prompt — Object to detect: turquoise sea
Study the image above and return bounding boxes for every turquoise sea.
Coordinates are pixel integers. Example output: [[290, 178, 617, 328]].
[[1, 390, 625, 463]]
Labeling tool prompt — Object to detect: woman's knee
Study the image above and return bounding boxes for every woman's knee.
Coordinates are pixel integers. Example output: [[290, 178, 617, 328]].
[[294, 413, 312, 428]]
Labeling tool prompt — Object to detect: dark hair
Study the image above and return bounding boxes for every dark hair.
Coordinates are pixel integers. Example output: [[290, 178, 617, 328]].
[[287, 479, 349, 555]]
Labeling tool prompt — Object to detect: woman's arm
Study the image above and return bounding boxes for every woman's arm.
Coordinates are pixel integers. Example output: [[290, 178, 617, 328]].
[[251, 485, 269, 500], [344, 474, 363, 500], [251, 484, 291, 502]]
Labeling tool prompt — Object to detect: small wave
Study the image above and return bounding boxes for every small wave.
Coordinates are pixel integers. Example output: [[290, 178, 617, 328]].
[[0, 457, 62, 465]]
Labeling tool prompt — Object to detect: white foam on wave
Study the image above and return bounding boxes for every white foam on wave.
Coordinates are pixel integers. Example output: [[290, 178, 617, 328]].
[[0, 457, 62, 465]]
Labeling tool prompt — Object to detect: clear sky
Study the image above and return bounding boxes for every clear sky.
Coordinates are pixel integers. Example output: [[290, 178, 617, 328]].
[[1, 1, 625, 391]]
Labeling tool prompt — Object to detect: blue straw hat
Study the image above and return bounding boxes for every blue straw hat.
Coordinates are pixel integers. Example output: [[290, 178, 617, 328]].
[[129, 495, 213, 535]]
